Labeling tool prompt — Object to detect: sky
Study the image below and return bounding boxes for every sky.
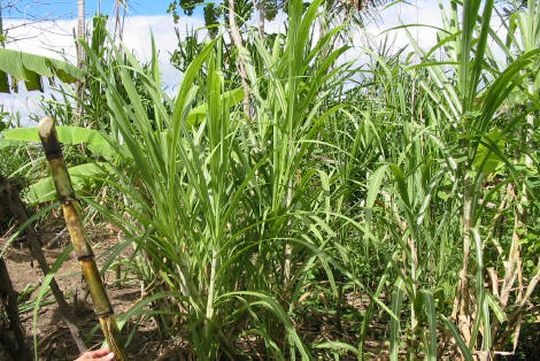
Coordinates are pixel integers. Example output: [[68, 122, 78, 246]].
[[0, 0, 446, 124], [2, 0, 193, 18]]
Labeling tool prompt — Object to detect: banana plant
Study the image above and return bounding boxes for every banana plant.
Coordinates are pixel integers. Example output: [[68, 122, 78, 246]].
[[0, 49, 82, 93]]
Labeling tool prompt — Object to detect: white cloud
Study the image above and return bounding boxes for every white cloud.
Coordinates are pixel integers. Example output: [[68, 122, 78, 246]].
[[347, 0, 443, 63], [3, 18, 79, 59], [1, 2, 450, 124], [1, 14, 205, 123], [119, 15, 206, 92], [0, 91, 43, 126]]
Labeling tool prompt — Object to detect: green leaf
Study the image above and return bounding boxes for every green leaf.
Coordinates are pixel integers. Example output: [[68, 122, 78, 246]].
[[390, 280, 404, 361], [0, 49, 27, 81], [0, 70, 10, 93], [24, 71, 43, 92], [21, 52, 55, 78], [3, 126, 116, 159], [313, 340, 358, 354], [437, 191, 449, 201], [441, 316, 474, 361], [472, 128, 505, 175], [366, 165, 388, 209], [420, 290, 437, 361], [0, 138, 26, 149], [486, 293, 507, 323], [186, 87, 244, 127], [24, 162, 110, 204], [390, 164, 411, 209], [0, 49, 82, 93]]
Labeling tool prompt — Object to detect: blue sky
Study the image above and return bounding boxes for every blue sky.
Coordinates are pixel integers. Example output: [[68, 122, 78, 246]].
[[3, 0, 204, 19]]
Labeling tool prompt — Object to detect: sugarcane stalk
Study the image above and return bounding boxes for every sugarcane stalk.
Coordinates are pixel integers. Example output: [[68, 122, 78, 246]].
[[38, 117, 127, 361]]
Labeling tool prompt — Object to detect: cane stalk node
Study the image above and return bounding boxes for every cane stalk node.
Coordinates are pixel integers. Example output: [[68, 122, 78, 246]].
[[38, 117, 64, 160], [77, 254, 94, 262], [59, 195, 78, 204]]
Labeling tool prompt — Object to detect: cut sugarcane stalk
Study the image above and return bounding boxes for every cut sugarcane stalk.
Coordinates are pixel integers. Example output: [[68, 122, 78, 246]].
[[38, 117, 127, 361]]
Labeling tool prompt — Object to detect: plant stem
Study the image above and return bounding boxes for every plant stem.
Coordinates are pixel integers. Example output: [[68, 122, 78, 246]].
[[75, 0, 86, 126], [452, 173, 473, 350], [227, 0, 251, 118], [38, 117, 127, 361]]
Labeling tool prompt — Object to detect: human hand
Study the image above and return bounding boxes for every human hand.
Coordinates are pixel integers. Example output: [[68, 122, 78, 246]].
[[74, 349, 115, 361]]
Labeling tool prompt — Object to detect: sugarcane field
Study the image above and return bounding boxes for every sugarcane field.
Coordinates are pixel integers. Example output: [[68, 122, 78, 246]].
[[0, 0, 539, 360]]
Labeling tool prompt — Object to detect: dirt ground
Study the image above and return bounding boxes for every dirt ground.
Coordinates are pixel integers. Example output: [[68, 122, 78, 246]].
[[2, 215, 539, 361], [1, 215, 391, 361], [2, 217, 182, 361]]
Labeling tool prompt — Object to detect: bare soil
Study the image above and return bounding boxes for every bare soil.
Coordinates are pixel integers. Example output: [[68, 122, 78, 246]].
[[2, 217, 178, 361], [2, 215, 539, 361]]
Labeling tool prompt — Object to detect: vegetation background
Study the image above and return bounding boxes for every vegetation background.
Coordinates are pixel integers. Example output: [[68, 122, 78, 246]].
[[0, 0, 539, 360]]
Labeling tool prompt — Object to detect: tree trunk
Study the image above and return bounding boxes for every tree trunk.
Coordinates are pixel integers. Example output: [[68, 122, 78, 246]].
[[0, 174, 88, 353], [0, 0, 5, 47], [75, 0, 86, 125], [0, 257, 32, 361]]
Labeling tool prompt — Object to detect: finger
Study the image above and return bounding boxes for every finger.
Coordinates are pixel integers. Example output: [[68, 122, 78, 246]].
[[95, 352, 115, 361], [89, 349, 111, 357]]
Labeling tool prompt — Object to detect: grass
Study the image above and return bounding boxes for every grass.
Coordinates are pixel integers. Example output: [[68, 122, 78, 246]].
[[1, 0, 539, 359]]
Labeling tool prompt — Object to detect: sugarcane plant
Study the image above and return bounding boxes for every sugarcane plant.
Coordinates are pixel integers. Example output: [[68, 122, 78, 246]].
[[37, 117, 127, 361]]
